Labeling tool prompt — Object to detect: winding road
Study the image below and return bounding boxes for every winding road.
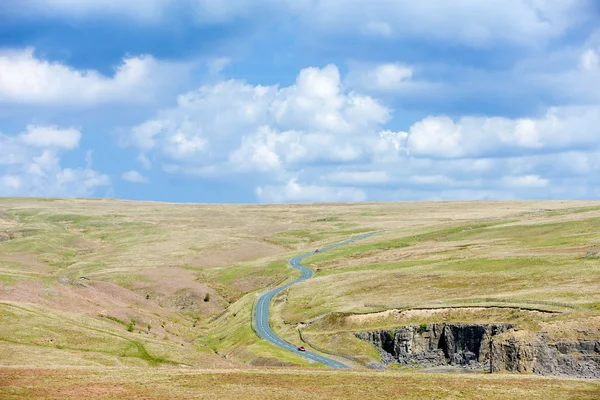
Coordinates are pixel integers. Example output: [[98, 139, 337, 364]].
[[254, 232, 375, 368]]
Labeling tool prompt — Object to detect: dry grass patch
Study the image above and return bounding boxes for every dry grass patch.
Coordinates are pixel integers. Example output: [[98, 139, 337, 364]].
[[2, 367, 600, 399]]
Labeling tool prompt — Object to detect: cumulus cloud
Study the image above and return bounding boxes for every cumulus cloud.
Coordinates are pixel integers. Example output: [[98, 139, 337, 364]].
[[128, 65, 393, 178], [255, 178, 367, 203], [122, 170, 148, 183], [405, 106, 600, 158], [0, 126, 109, 197], [124, 60, 600, 201], [0, 48, 191, 105]]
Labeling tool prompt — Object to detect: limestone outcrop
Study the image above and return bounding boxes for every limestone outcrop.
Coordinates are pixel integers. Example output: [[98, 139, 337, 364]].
[[356, 324, 600, 377]]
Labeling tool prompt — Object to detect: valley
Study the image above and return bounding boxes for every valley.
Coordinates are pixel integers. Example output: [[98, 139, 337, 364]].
[[2, 198, 600, 398]]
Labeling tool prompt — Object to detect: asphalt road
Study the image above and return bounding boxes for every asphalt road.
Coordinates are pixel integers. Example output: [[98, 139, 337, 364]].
[[254, 232, 376, 368]]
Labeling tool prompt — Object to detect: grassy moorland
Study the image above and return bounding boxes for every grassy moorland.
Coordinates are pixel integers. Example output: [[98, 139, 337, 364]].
[[275, 206, 600, 363], [2, 198, 600, 397], [2, 367, 600, 400]]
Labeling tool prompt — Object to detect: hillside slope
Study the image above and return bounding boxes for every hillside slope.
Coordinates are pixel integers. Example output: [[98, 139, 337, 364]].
[[1, 198, 599, 368]]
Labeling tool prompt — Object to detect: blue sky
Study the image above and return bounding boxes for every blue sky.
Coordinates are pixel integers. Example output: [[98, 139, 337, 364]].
[[1, 0, 600, 203]]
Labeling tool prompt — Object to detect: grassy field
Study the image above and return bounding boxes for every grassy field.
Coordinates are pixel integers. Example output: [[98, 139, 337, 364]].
[[2, 367, 600, 400], [2, 198, 600, 396], [268, 205, 600, 363]]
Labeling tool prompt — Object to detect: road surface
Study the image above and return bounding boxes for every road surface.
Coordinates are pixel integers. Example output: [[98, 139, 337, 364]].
[[254, 232, 376, 368]]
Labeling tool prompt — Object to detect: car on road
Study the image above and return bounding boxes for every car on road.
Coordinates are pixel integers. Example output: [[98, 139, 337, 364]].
[[297, 346, 305, 351]]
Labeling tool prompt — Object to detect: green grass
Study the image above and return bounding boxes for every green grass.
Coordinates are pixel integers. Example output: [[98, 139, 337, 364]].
[[304, 220, 516, 266], [268, 227, 377, 247], [304, 216, 600, 270], [284, 254, 600, 323], [198, 294, 314, 366], [313, 259, 442, 276], [3, 198, 600, 370], [210, 259, 288, 288], [129, 340, 168, 366], [436, 218, 600, 248], [265, 211, 600, 362], [0, 302, 207, 367], [0, 275, 18, 283]]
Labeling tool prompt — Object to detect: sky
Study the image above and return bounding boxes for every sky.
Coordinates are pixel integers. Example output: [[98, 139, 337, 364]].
[[1, 0, 600, 203]]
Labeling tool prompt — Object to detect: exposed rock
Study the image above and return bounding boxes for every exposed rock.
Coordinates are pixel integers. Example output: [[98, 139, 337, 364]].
[[491, 332, 600, 378], [357, 324, 600, 378], [365, 362, 388, 370], [356, 323, 513, 370]]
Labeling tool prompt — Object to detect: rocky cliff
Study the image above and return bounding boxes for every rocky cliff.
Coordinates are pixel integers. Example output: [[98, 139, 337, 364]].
[[356, 323, 513, 369], [491, 332, 600, 378], [356, 324, 600, 377]]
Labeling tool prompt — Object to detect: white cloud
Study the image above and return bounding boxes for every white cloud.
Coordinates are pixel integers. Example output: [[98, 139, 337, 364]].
[[372, 64, 413, 87], [255, 178, 367, 203], [350, 63, 413, 91], [362, 21, 392, 37], [130, 120, 164, 151], [0, 176, 22, 190], [128, 65, 391, 179], [344, 62, 444, 96], [580, 49, 599, 71], [0, 126, 109, 197], [408, 175, 456, 186], [125, 60, 600, 202], [406, 106, 600, 158], [7, 0, 591, 49], [207, 57, 231, 75], [137, 154, 152, 170], [502, 174, 549, 188], [379, 130, 408, 151], [122, 170, 148, 184], [7, 1, 590, 47], [290, 0, 592, 46], [0, 48, 191, 105], [325, 171, 389, 185], [19, 125, 81, 149]]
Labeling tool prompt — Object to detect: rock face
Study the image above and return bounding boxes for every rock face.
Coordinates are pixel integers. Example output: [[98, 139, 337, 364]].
[[356, 324, 513, 369], [356, 324, 600, 377], [491, 333, 600, 378]]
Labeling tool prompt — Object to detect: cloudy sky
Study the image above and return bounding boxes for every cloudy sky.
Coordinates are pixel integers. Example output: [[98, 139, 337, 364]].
[[1, 0, 600, 203]]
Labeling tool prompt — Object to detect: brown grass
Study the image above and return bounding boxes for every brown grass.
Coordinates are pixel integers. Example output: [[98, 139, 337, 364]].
[[2, 198, 600, 369], [2, 367, 600, 400]]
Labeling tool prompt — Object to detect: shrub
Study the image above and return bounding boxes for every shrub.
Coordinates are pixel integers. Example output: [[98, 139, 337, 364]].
[[418, 323, 428, 333], [127, 323, 134, 332], [204, 293, 211, 302]]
